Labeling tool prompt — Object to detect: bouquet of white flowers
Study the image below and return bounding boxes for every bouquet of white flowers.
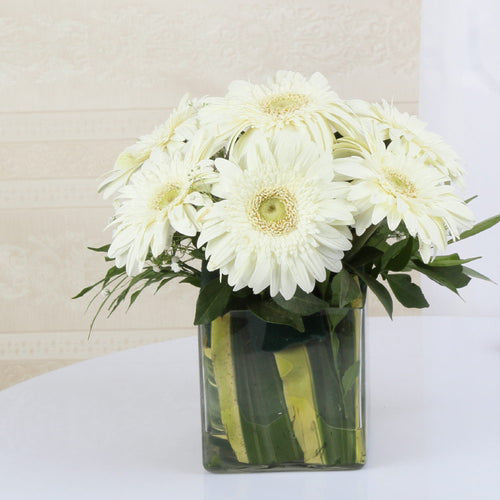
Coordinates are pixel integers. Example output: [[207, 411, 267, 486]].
[[76, 71, 498, 472]]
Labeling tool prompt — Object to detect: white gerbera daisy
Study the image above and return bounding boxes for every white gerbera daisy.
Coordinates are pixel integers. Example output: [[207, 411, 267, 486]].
[[107, 145, 217, 276], [199, 70, 356, 153], [332, 136, 474, 262], [99, 94, 203, 199], [346, 99, 465, 183], [198, 132, 355, 300]]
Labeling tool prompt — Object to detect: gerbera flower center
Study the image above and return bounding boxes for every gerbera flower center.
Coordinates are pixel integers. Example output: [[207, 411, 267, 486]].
[[261, 93, 309, 117], [381, 169, 417, 198], [249, 187, 298, 235], [151, 183, 182, 210]]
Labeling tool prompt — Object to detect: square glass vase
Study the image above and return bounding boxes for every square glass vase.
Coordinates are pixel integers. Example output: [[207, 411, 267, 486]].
[[198, 307, 366, 473]]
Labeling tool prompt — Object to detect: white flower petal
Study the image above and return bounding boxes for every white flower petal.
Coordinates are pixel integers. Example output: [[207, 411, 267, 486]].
[[106, 142, 212, 276], [199, 131, 354, 298], [199, 70, 359, 154], [99, 94, 201, 198], [339, 138, 474, 248]]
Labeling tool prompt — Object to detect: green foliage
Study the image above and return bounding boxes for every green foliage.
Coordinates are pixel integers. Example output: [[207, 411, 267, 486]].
[[260, 314, 328, 352], [72, 265, 125, 301], [326, 309, 350, 332], [76, 208, 498, 330], [410, 260, 471, 294], [73, 241, 199, 333], [180, 274, 201, 287], [351, 268, 393, 318], [341, 216, 496, 319], [72, 279, 106, 300], [87, 244, 110, 253], [381, 237, 415, 272], [272, 289, 328, 316], [387, 274, 429, 309], [194, 278, 233, 325], [462, 266, 495, 283], [360, 221, 391, 250], [428, 254, 481, 267], [342, 361, 360, 393], [248, 300, 305, 332], [347, 224, 381, 257], [331, 269, 362, 307], [347, 246, 384, 267], [452, 214, 500, 243]]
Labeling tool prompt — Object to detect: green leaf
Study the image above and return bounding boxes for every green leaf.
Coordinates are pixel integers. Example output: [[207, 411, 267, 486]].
[[327, 309, 350, 332], [272, 289, 328, 316], [352, 269, 393, 318], [382, 237, 416, 272], [331, 329, 340, 357], [316, 271, 331, 301], [200, 261, 219, 287], [348, 223, 381, 257], [387, 274, 429, 309], [103, 266, 126, 286], [364, 221, 391, 250], [72, 278, 105, 299], [106, 269, 156, 316], [453, 214, 500, 242], [462, 266, 496, 283], [87, 244, 110, 253], [342, 361, 360, 393], [194, 278, 233, 325], [179, 274, 201, 287], [261, 314, 326, 352], [84, 272, 126, 314], [347, 246, 384, 267], [465, 195, 478, 204], [248, 300, 304, 332], [127, 286, 147, 311], [88, 275, 128, 334], [331, 269, 362, 307], [228, 318, 303, 461], [127, 275, 163, 310], [107, 287, 130, 316], [73, 265, 126, 300], [411, 261, 471, 293], [188, 248, 205, 260], [429, 254, 481, 267], [155, 276, 176, 293], [234, 287, 252, 298]]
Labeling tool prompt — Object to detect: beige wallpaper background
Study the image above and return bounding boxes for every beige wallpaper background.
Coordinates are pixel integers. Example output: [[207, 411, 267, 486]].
[[0, 0, 421, 389]]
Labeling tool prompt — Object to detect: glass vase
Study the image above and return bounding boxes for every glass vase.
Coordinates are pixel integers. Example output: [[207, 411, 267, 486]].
[[198, 307, 366, 473]]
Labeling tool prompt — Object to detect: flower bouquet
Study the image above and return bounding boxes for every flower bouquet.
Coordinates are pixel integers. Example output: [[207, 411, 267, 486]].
[[76, 71, 498, 472]]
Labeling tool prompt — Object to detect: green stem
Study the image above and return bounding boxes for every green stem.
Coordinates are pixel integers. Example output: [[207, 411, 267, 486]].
[[209, 314, 303, 466], [327, 316, 348, 421], [231, 315, 303, 464], [347, 223, 381, 260], [210, 314, 249, 463], [274, 345, 327, 464]]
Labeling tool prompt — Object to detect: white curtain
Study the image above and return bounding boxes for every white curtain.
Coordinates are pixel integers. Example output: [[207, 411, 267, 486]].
[[420, 0, 500, 316]]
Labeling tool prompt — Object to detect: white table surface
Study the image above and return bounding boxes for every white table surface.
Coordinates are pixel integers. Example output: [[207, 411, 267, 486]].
[[1, 316, 499, 500]]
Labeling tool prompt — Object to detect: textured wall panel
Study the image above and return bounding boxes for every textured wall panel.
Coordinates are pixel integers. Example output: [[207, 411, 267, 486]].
[[0, 330, 194, 361], [0, 140, 130, 180], [0, 0, 420, 112], [0, 360, 78, 390], [0, 110, 170, 142], [0, 209, 198, 334]]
